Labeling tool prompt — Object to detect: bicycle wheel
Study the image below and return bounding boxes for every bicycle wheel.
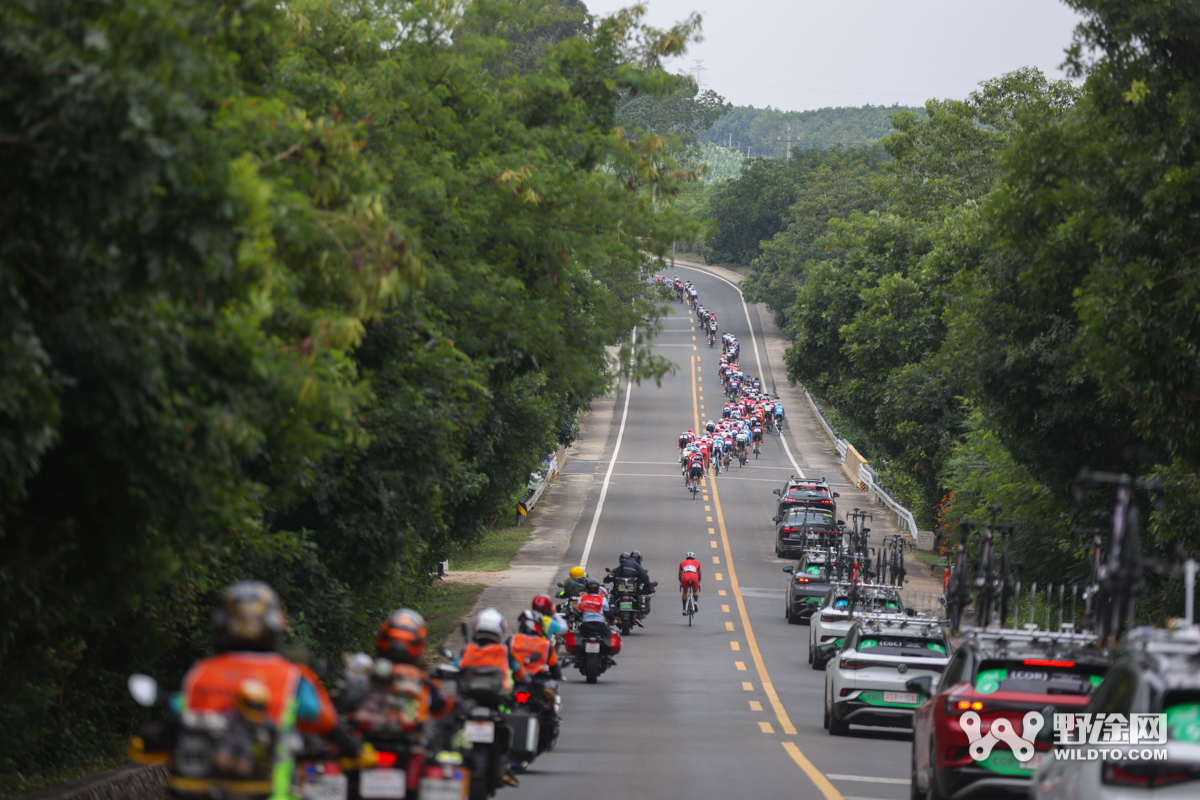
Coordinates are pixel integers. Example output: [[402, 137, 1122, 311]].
[[977, 539, 994, 626]]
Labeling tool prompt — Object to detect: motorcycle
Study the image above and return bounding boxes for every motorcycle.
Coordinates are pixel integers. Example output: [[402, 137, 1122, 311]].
[[125, 673, 378, 800], [564, 627, 620, 684], [608, 574, 641, 635], [437, 661, 514, 800], [511, 673, 561, 759]]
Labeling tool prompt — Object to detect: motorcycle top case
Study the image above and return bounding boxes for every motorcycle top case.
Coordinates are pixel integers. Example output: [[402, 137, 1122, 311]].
[[608, 632, 622, 656], [502, 712, 540, 761]]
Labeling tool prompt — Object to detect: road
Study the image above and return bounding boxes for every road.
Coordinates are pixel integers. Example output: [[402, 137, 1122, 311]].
[[514, 268, 917, 800]]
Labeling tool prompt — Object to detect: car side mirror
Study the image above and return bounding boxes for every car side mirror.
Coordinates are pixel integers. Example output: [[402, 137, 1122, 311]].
[[905, 676, 933, 697], [833, 492, 840, 498], [772, 516, 781, 524], [817, 642, 840, 660], [773, 489, 782, 496], [783, 565, 794, 573]]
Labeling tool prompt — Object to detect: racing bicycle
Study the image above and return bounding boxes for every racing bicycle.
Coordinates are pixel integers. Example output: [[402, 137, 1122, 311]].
[[684, 587, 697, 626]]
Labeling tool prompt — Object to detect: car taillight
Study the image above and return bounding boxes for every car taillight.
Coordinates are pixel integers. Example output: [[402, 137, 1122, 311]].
[[840, 658, 869, 670], [946, 698, 986, 714], [1023, 658, 1075, 668], [794, 577, 809, 583], [839, 688, 853, 697], [820, 614, 839, 622], [514, 691, 531, 704], [783, 527, 798, 533], [1102, 762, 1198, 787]]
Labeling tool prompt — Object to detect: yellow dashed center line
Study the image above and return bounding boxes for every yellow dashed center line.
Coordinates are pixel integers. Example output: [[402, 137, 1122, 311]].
[[708, 528, 715, 534], [734, 661, 746, 671], [718, 590, 727, 596], [726, 621, 735, 631], [730, 641, 740, 651], [742, 682, 753, 691], [758, 722, 775, 734], [750, 701, 763, 711], [711, 541, 718, 548], [713, 556, 720, 564], [722, 605, 731, 613], [715, 573, 723, 580]]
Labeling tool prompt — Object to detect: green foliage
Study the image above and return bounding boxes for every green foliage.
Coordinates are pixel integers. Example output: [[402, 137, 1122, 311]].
[[0, 0, 707, 789], [703, 103, 924, 158], [699, 142, 744, 183], [616, 74, 731, 168]]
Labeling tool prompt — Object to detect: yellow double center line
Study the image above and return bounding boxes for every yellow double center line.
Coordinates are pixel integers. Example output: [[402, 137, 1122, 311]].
[[690, 355, 843, 800]]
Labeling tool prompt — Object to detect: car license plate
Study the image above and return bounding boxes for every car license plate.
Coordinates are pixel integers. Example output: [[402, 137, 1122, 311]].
[[359, 769, 405, 799], [303, 774, 348, 800], [884, 692, 919, 704], [619, 601, 633, 610], [464, 720, 495, 743], [1019, 752, 1047, 771], [419, 774, 465, 800], [584, 641, 600, 653]]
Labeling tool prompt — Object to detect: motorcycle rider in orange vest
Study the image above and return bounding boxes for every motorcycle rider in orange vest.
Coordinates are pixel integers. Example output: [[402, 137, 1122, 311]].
[[508, 611, 556, 677], [454, 608, 529, 693]]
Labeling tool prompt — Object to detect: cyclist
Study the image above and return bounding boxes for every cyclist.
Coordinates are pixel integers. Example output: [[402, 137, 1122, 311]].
[[705, 419, 716, 434], [686, 449, 706, 493], [678, 429, 691, 457], [751, 423, 763, 455], [722, 432, 735, 469], [774, 399, 784, 427], [721, 403, 731, 420], [679, 551, 702, 613], [735, 428, 748, 464], [710, 437, 724, 476]]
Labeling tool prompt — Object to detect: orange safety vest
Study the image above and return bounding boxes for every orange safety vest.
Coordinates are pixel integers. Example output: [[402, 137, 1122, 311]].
[[577, 593, 605, 614], [459, 641, 519, 692], [509, 633, 551, 675], [183, 651, 337, 734]]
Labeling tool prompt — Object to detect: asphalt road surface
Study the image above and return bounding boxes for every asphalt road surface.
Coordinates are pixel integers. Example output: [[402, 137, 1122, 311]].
[[515, 269, 915, 800]]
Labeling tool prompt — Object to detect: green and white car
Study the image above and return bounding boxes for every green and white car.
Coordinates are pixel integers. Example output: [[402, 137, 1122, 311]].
[[823, 617, 950, 736], [807, 584, 906, 670]]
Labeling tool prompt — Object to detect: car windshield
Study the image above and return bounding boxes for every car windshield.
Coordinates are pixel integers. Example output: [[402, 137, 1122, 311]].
[[784, 509, 834, 525], [857, 637, 948, 657], [787, 485, 830, 498], [832, 594, 901, 611], [974, 660, 1106, 696]]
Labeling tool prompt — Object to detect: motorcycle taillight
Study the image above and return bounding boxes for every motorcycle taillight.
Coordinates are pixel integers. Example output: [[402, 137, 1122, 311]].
[[514, 691, 531, 704], [564, 631, 576, 649], [609, 632, 622, 655]]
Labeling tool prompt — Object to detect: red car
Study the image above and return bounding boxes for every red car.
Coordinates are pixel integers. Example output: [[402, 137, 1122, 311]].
[[909, 628, 1111, 799]]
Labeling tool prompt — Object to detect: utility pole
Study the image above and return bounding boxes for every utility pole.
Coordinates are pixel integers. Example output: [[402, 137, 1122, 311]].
[[691, 59, 707, 89], [728, 133, 732, 149], [786, 125, 792, 161]]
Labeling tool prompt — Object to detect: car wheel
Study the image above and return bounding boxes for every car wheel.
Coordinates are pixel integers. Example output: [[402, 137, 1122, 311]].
[[807, 643, 813, 664], [812, 654, 826, 671], [823, 700, 830, 730], [828, 708, 849, 736], [910, 742, 922, 800], [925, 739, 943, 800], [786, 604, 802, 625]]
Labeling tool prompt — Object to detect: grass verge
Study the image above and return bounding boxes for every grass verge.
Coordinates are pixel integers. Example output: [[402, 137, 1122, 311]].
[[451, 524, 532, 572], [417, 580, 488, 650]]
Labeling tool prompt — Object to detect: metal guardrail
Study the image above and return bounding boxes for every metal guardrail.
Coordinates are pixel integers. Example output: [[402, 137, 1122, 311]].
[[802, 389, 920, 542]]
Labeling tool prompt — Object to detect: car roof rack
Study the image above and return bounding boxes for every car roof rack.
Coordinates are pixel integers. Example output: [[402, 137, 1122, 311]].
[[961, 625, 1102, 655], [1119, 625, 1200, 656]]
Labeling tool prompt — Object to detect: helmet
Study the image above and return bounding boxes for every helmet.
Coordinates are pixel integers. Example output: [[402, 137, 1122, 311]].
[[517, 610, 542, 636], [376, 608, 427, 663], [569, 566, 585, 580], [685, 551, 696, 560], [619, 551, 631, 563], [631, 550, 643, 564], [235, 679, 271, 724], [213, 581, 287, 652], [532, 594, 554, 614], [585, 579, 601, 593], [473, 608, 506, 644]]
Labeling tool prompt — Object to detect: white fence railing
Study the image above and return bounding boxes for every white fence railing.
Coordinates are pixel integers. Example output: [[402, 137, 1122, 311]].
[[803, 390, 920, 542]]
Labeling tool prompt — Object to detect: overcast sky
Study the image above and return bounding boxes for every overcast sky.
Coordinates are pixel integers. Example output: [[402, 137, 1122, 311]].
[[585, 0, 1084, 111]]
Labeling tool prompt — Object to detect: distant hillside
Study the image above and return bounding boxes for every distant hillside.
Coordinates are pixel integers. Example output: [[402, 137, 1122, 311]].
[[702, 103, 924, 159]]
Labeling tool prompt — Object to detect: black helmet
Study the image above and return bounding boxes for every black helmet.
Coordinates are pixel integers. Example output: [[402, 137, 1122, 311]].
[[631, 550, 643, 564], [619, 551, 630, 563], [585, 579, 601, 593]]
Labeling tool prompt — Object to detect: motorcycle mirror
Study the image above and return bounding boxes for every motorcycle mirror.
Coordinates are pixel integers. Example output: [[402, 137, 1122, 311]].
[[783, 565, 794, 573], [437, 646, 453, 659], [652, 581, 658, 587], [556, 582, 563, 588], [604, 567, 611, 573], [128, 674, 159, 707], [460, 621, 470, 641]]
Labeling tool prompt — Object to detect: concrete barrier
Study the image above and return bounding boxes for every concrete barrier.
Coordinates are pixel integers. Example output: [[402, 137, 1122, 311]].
[[917, 530, 936, 551], [14, 764, 166, 800], [841, 444, 869, 490]]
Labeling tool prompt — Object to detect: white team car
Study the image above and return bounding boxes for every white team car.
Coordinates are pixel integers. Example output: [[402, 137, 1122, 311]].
[[807, 584, 906, 670], [1032, 626, 1200, 800], [822, 616, 950, 736]]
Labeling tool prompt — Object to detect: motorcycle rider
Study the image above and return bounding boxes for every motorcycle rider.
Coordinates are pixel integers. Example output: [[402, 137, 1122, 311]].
[[508, 611, 557, 678], [679, 551, 702, 612], [455, 608, 528, 693], [576, 579, 611, 641], [559, 565, 588, 597], [607, 551, 654, 597], [172, 582, 359, 784], [530, 595, 566, 680]]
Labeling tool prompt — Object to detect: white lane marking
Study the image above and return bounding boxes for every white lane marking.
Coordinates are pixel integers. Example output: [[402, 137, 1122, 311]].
[[826, 775, 910, 785], [579, 327, 636, 570], [675, 264, 806, 480]]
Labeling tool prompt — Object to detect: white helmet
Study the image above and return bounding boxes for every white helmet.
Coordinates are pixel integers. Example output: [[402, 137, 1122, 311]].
[[473, 607, 506, 643]]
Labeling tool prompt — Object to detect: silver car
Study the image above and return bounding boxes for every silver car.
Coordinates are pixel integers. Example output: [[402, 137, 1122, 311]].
[[807, 584, 906, 670]]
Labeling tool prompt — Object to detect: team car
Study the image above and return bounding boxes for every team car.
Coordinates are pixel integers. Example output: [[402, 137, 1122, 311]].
[[823, 616, 951, 736], [807, 584, 906, 669], [782, 549, 835, 625], [1032, 625, 1200, 800], [910, 626, 1110, 800], [772, 476, 839, 519]]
